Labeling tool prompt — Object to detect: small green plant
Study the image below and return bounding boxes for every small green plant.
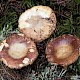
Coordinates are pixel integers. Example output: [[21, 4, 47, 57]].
[[56, 17, 75, 36], [75, 0, 80, 4], [0, 8, 18, 41], [28, 64, 66, 80]]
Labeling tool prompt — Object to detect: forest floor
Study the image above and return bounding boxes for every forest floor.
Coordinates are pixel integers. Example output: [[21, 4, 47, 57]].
[[0, 0, 80, 80]]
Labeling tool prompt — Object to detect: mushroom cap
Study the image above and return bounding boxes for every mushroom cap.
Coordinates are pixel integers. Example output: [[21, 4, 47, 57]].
[[46, 34, 79, 67], [0, 34, 38, 69], [18, 6, 56, 42]]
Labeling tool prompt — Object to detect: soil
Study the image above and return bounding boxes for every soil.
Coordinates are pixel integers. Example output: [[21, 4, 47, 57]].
[[0, 0, 80, 80]]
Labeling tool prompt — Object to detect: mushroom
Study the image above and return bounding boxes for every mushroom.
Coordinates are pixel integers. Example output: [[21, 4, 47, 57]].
[[18, 6, 56, 42], [0, 34, 38, 69], [46, 34, 80, 67]]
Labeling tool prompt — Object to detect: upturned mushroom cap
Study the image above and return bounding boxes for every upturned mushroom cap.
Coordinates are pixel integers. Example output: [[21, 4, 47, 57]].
[[0, 34, 38, 69], [18, 6, 56, 42], [46, 34, 79, 67]]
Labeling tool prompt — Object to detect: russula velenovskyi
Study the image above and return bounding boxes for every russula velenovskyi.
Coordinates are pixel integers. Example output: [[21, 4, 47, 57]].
[[18, 6, 56, 42], [0, 34, 38, 69], [46, 34, 80, 67]]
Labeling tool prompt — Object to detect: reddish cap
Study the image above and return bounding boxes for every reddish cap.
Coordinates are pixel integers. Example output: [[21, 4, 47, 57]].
[[46, 34, 79, 67], [0, 34, 38, 69]]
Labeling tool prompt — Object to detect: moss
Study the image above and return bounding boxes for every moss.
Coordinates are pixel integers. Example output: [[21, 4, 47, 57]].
[[0, 0, 80, 80]]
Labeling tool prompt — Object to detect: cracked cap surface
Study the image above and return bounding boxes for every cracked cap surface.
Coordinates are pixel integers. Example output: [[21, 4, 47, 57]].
[[18, 6, 56, 42]]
